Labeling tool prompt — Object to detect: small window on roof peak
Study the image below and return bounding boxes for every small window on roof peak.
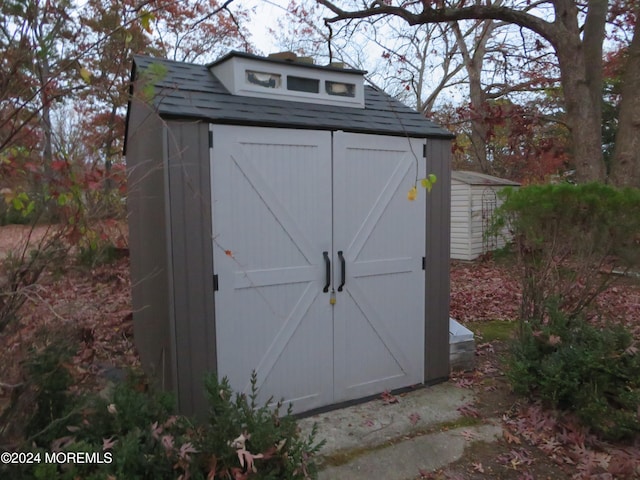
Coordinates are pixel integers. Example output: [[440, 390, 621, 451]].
[[246, 70, 281, 88]]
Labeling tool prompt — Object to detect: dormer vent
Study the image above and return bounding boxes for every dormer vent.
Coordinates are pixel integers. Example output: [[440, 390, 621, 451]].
[[209, 51, 365, 108], [246, 70, 281, 89], [287, 76, 319, 93], [326, 80, 355, 97]]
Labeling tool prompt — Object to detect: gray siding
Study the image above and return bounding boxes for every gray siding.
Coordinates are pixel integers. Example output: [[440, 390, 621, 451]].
[[166, 121, 217, 416], [424, 139, 451, 381], [126, 99, 177, 393]]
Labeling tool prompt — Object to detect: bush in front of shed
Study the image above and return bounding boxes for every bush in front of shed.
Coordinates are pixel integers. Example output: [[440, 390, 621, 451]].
[[493, 183, 640, 441], [4, 358, 324, 479], [198, 372, 325, 480], [508, 306, 640, 441]]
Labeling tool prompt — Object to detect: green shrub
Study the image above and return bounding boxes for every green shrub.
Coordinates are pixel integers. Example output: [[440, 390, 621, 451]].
[[508, 309, 640, 441], [0, 190, 40, 225], [23, 339, 80, 445], [4, 375, 187, 480], [75, 221, 127, 268], [198, 372, 325, 479], [69, 376, 188, 480], [76, 241, 120, 267], [2, 370, 325, 479], [493, 183, 640, 321]]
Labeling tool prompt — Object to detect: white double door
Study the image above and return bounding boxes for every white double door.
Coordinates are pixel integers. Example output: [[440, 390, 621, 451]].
[[211, 125, 425, 413]]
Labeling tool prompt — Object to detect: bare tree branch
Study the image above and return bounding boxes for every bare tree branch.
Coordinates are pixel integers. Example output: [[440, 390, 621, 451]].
[[315, 1, 562, 46]]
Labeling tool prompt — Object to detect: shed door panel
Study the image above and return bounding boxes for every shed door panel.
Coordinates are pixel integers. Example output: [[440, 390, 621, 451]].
[[211, 126, 333, 413], [332, 132, 426, 401], [211, 126, 426, 413]]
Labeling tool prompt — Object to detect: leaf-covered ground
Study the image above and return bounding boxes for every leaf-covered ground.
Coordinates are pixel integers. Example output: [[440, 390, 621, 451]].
[[0, 224, 135, 442], [439, 259, 640, 479], [450, 258, 640, 331], [1, 225, 639, 477], [450, 260, 522, 323]]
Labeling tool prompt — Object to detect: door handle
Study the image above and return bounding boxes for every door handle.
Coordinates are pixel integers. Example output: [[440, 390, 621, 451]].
[[338, 250, 345, 292], [323, 251, 330, 292]]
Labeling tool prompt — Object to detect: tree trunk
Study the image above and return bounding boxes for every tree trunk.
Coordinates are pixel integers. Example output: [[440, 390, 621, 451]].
[[610, 4, 640, 188], [467, 66, 490, 172], [103, 104, 118, 191], [553, 0, 605, 183], [557, 56, 606, 182], [452, 20, 493, 172], [38, 56, 54, 170]]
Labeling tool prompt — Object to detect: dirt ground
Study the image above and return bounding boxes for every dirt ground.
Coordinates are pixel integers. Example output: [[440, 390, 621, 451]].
[[1, 224, 639, 478]]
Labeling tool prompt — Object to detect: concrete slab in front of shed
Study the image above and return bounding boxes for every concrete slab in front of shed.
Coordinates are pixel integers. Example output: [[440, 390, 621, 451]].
[[317, 423, 501, 480], [298, 382, 477, 465]]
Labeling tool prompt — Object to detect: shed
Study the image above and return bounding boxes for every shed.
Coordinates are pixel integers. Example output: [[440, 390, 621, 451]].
[[450, 171, 520, 261], [124, 51, 454, 416]]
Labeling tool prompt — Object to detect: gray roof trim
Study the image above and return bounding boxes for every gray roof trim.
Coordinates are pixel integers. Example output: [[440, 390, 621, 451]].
[[129, 55, 453, 139], [208, 50, 367, 75], [452, 170, 521, 186]]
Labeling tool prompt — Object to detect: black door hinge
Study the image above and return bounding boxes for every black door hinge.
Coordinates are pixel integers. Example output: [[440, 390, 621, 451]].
[[422, 257, 426, 270], [422, 144, 427, 158], [213, 274, 218, 292], [208, 131, 213, 148]]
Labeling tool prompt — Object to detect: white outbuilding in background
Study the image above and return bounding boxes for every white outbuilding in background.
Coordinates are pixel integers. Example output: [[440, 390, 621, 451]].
[[450, 171, 520, 261]]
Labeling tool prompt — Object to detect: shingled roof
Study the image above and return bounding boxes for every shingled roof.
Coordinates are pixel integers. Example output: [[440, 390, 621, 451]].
[[452, 170, 520, 186], [128, 54, 453, 139]]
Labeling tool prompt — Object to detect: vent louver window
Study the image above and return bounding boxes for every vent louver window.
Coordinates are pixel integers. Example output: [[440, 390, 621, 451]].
[[246, 70, 281, 89], [326, 81, 355, 97], [210, 53, 365, 108], [287, 76, 319, 93]]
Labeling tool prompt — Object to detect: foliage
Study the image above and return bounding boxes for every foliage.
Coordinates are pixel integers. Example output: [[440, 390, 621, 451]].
[[1, 0, 251, 239], [492, 183, 640, 440], [22, 334, 81, 445], [0, 229, 68, 333], [75, 219, 127, 268], [199, 372, 325, 480], [2, 364, 325, 479], [492, 182, 640, 322], [317, 0, 640, 186], [0, 162, 126, 328], [0, 191, 37, 225], [438, 99, 569, 182], [508, 307, 640, 441], [407, 173, 436, 201], [0, 326, 79, 448]]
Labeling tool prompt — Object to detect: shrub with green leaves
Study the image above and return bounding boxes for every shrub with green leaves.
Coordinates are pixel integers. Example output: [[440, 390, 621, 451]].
[[493, 182, 640, 321], [0, 327, 79, 447], [2, 365, 325, 479], [197, 372, 325, 479], [23, 339, 80, 445], [76, 233, 120, 267], [508, 309, 640, 441], [0, 190, 37, 225]]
